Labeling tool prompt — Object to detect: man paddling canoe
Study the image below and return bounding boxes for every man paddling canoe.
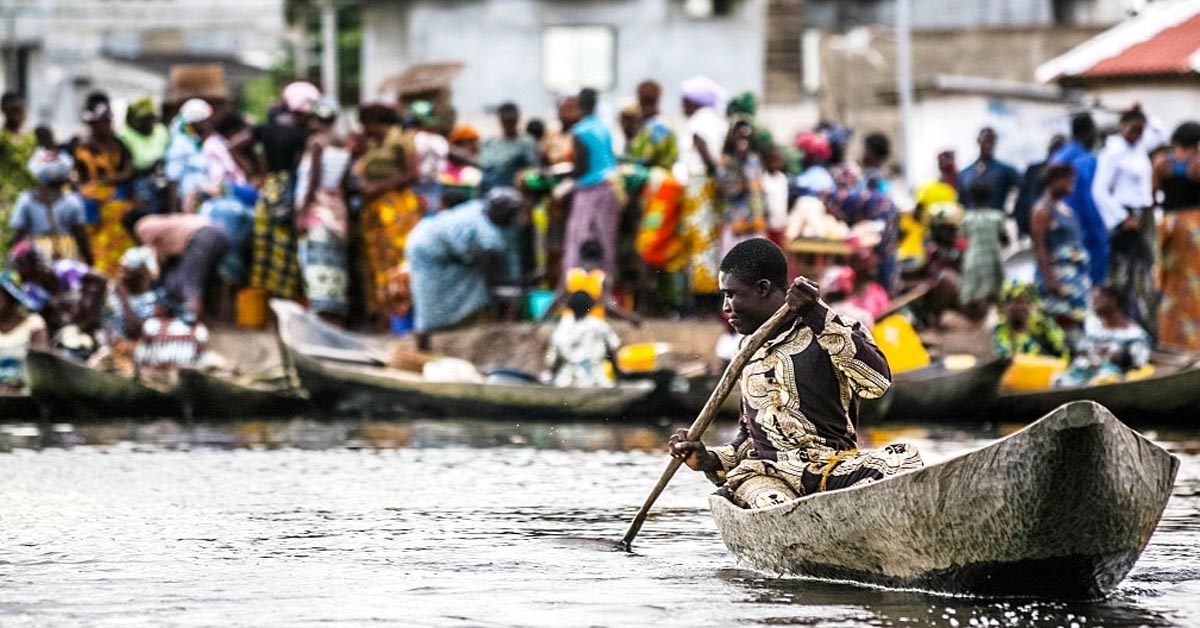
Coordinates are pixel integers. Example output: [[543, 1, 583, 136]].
[[669, 238, 923, 508]]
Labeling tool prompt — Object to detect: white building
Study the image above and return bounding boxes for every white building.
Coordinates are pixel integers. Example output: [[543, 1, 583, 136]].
[[0, 0, 287, 134], [1037, 0, 1200, 133]]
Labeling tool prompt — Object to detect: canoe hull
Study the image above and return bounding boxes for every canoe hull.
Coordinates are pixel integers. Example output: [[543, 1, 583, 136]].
[[27, 351, 182, 420], [990, 365, 1200, 423], [883, 357, 1010, 422], [176, 369, 312, 420], [289, 346, 657, 420], [710, 401, 1177, 599]]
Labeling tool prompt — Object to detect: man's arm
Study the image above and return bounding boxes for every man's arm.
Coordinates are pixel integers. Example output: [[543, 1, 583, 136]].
[[1092, 148, 1128, 232], [669, 418, 751, 486], [806, 301, 892, 400]]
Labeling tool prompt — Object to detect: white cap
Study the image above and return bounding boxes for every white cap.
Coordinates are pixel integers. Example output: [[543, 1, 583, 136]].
[[179, 98, 213, 124]]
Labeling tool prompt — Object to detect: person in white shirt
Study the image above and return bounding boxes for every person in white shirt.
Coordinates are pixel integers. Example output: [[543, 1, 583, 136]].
[[677, 75, 729, 299], [1092, 105, 1158, 332]]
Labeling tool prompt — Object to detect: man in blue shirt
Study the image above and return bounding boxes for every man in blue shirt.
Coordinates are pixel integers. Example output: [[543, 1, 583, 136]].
[[957, 127, 1019, 211], [564, 88, 620, 278], [1051, 113, 1108, 285]]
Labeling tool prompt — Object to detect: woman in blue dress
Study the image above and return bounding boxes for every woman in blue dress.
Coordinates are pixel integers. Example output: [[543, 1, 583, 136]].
[[1031, 163, 1091, 332]]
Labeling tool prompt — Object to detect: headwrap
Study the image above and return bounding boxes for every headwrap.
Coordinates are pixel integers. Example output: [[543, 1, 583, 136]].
[[618, 98, 641, 118], [27, 148, 74, 184], [0, 269, 39, 311], [448, 125, 480, 144], [311, 96, 340, 122], [128, 96, 157, 120], [81, 100, 113, 123], [825, 125, 853, 148], [680, 75, 728, 111], [179, 98, 213, 124], [726, 92, 757, 118], [120, 246, 160, 279], [282, 81, 321, 113], [486, 186, 523, 211], [795, 131, 832, 162], [1001, 280, 1038, 304]]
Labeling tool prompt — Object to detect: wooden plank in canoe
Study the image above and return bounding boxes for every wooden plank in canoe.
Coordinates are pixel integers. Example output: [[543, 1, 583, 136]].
[[709, 401, 1177, 598]]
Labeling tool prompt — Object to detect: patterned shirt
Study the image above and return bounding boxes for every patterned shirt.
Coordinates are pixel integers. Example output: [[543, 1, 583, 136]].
[[709, 304, 891, 485], [626, 117, 678, 170], [992, 312, 1068, 359]]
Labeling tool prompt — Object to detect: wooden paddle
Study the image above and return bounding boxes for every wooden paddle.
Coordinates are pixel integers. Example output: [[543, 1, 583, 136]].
[[620, 301, 799, 550]]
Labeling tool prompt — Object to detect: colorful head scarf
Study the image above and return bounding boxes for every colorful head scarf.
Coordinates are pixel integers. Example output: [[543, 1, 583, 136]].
[[795, 131, 832, 162], [179, 98, 213, 124], [27, 148, 74, 184], [0, 269, 37, 310], [680, 75, 727, 111], [1000, 280, 1038, 304], [726, 91, 757, 118], [282, 81, 321, 114], [448, 125, 480, 144], [127, 96, 157, 120], [409, 100, 437, 126]]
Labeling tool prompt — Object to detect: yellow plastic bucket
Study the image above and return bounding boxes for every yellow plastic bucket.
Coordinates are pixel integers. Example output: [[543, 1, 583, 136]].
[[1000, 354, 1068, 391], [617, 343, 671, 373], [236, 287, 268, 329], [871, 315, 931, 374]]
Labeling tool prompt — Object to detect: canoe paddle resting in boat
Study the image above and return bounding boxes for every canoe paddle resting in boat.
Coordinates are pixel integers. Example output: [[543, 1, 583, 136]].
[[669, 238, 923, 508]]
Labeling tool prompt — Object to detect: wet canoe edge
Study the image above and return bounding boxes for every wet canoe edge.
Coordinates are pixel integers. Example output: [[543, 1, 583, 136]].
[[987, 365, 1200, 424], [175, 369, 313, 420], [883, 357, 1011, 423], [27, 351, 183, 420]]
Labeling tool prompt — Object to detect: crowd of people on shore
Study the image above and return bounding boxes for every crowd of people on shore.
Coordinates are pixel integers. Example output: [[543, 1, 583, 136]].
[[0, 72, 1198, 392]]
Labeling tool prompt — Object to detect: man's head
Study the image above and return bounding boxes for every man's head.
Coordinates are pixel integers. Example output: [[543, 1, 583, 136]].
[[578, 88, 599, 117], [1119, 105, 1147, 146], [1070, 112, 1097, 149], [718, 238, 789, 335], [82, 91, 114, 138], [937, 149, 956, 174], [1000, 281, 1036, 328], [485, 187, 523, 228], [977, 127, 997, 160], [637, 80, 661, 119], [1172, 121, 1200, 150], [566, 290, 595, 320], [1, 91, 26, 130], [557, 96, 582, 129], [358, 103, 399, 140], [967, 180, 993, 209], [497, 101, 520, 138], [579, 238, 604, 267], [862, 132, 890, 168]]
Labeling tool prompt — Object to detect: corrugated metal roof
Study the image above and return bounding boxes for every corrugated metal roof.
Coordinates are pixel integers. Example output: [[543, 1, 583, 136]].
[[1081, 11, 1200, 77]]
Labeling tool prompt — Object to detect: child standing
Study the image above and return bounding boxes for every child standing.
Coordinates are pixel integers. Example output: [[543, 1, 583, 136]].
[[543, 239, 640, 324], [958, 180, 1008, 320], [544, 291, 621, 388]]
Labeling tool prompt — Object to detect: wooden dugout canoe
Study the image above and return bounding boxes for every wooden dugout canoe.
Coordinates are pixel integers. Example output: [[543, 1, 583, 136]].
[[709, 401, 1178, 599], [27, 350, 183, 419], [272, 300, 657, 419], [882, 357, 1011, 422], [175, 368, 312, 420], [988, 363, 1200, 424]]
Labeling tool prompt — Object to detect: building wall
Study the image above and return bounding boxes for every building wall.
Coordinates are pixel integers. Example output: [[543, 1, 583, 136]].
[[361, 0, 767, 125], [1, 0, 285, 133], [1084, 83, 1200, 134], [806, 0, 1132, 30]]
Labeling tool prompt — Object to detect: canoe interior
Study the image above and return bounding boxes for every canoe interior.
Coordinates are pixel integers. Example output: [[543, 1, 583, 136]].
[[990, 364, 1200, 424], [27, 351, 182, 420], [709, 401, 1178, 599], [884, 357, 1011, 422]]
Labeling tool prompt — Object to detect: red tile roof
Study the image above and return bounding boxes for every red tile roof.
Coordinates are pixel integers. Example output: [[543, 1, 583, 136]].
[[1082, 12, 1200, 78]]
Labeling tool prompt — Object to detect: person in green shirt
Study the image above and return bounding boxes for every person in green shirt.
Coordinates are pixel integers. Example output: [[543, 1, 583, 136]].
[[992, 280, 1068, 359], [117, 96, 170, 215], [0, 92, 37, 260]]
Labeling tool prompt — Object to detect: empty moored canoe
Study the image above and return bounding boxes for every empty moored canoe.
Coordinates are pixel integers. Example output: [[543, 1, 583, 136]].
[[27, 350, 182, 420], [883, 357, 1011, 422], [176, 368, 312, 420], [272, 300, 657, 420], [709, 401, 1177, 599], [988, 364, 1200, 424]]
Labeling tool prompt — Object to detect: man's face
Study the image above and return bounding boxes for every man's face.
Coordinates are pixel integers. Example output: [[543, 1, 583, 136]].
[[499, 109, 520, 136], [719, 272, 774, 335], [2, 100, 25, 129], [1121, 119, 1145, 146], [937, 150, 955, 172], [978, 130, 996, 158]]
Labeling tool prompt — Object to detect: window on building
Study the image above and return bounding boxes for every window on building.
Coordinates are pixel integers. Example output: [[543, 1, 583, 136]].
[[1052, 0, 1077, 25], [542, 25, 615, 92]]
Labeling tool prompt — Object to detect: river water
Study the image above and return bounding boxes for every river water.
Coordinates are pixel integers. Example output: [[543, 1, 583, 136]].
[[1, 417, 1197, 627]]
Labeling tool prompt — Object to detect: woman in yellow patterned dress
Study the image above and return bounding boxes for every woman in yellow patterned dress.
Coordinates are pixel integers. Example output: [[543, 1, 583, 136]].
[[74, 95, 135, 277], [355, 104, 422, 325]]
